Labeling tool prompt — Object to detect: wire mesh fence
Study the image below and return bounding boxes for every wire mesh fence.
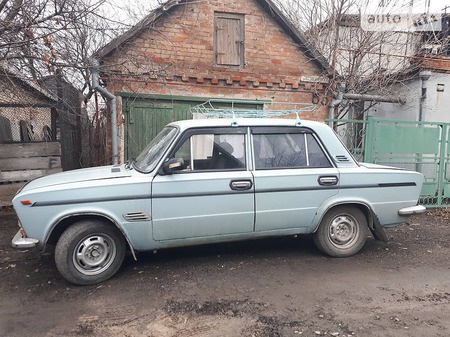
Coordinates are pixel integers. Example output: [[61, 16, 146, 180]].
[[0, 105, 54, 143], [331, 119, 366, 162]]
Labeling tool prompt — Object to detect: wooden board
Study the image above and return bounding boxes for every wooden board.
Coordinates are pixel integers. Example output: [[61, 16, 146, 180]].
[[0, 182, 25, 205], [0, 142, 63, 207], [0, 142, 61, 159], [1, 168, 62, 182], [0, 156, 61, 171]]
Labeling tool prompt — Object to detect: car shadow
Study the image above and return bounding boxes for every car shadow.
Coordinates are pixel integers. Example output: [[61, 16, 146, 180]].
[[121, 234, 318, 270]]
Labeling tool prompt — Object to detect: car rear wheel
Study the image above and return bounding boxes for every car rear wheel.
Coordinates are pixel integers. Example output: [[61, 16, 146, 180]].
[[313, 206, 368, 257], [55, 220, 126, 285]]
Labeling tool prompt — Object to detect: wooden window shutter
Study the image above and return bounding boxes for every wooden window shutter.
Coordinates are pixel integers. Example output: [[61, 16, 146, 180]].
[[214, 13, 244, 66]]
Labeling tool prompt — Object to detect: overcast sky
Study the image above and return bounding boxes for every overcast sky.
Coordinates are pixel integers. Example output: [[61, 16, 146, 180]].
[[414, 0, 450, 12], [363, 0, 450, 13], [105, 0, 450, 25]]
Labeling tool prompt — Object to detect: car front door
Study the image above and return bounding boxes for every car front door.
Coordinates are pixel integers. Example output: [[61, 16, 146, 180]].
[[251, 127, 339, 232], [151, 127, 254, 241]]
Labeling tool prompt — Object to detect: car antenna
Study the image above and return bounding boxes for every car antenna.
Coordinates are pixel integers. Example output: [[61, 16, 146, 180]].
[[295, 112, 302, 127], [231, 109, 238, 127]]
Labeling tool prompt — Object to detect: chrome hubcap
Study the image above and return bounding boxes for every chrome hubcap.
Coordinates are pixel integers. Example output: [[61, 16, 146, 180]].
[[73, 234, 117, 276], [328, 215, 359, 248]]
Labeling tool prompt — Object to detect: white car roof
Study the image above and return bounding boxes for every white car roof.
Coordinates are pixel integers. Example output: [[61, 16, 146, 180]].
[[168, 118, 328, 132], [167, 118, 358, 168]]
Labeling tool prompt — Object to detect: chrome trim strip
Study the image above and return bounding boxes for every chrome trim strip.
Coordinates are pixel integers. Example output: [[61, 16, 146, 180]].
[[378, 182, 417, 187], [30, 183, 418, 204], [32, 195, 150, 207], [153, 190, 254, 199]]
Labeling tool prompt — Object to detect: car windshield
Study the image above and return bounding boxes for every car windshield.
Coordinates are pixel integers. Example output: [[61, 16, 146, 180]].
[[134, 126, 178, 172]]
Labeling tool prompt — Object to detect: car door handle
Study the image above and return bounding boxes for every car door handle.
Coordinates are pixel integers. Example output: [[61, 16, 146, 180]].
[[318, 176, 338, 186], [230, 180, 253, 190]]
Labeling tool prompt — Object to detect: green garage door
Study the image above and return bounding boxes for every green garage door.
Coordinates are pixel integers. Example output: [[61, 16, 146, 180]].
[[123, 98, 262, 160]]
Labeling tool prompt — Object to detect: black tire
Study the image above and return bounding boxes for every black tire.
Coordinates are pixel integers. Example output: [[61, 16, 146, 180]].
[[55, 220, 126, 285], [313, 206, 368, 257]]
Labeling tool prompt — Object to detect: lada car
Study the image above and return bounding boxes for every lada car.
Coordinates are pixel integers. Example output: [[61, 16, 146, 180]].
[[12, 118, 425, 285]]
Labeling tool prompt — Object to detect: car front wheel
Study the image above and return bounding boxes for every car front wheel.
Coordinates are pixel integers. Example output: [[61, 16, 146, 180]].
[[55, 220, 126, 285], [313, 206, 368, 257]]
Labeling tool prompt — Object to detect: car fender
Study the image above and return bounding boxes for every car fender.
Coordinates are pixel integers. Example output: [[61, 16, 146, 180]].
[[310, 197, 376, 233], [44, 210, 138, 260]]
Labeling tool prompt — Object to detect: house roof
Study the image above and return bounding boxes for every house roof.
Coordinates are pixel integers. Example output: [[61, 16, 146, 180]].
[[0, 63, 57, 103], [94, 0, 333, 75]]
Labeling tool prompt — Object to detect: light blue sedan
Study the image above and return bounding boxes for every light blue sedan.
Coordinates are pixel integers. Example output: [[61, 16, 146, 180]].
[[12, 118, 425, 285]]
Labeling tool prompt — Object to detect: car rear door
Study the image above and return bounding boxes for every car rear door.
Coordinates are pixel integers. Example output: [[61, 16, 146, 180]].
[[251, 126, 339, 232]]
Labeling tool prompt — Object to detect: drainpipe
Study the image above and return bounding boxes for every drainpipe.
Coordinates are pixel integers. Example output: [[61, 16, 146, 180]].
[[343, 93, 406, 105], [89, 59, 118, 165], [418, 70, 431, 122], [328, 90, 406, 127], [416, 70, 431, 173], [328, 83, 346, 127], [416, 70, 431, 172]]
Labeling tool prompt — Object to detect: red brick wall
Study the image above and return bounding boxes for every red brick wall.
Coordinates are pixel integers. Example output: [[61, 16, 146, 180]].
[[103, 0, 329, 101], [419, 56, 450, 73], [100, 0, 331, 161]]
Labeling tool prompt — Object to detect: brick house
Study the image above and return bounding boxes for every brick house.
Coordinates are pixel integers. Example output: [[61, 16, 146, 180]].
[[95, 0, 332, 162], [357, 15, 450, 123], [0, 66, 57, 143], [366, 56, 450, 122], [0, 67, 91, 206], [0, 67, 60, 206], [0, 66, 87, 170], [311, 13, 450, 123]]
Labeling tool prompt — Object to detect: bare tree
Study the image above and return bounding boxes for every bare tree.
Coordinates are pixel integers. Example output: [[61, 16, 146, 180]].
[[273, 0, 427, 119], [0, 0, 147, 89]]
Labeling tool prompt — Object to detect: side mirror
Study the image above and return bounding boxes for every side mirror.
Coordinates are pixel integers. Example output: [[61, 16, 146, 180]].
[[161, 158, 184, 175]]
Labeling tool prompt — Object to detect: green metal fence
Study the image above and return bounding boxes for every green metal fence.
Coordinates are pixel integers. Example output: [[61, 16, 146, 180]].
[[327, 116, 450, 208]]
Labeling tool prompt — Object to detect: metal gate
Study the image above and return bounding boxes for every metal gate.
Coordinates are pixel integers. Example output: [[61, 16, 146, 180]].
[[329, 116, 450, 208], [124, 100, 192, 160], [123, 97, 264, 161]]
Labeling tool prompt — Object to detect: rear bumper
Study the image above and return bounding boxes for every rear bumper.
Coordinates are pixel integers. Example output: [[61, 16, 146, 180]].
[[12, 230, 39, 248], [398, 205, 426, 216]]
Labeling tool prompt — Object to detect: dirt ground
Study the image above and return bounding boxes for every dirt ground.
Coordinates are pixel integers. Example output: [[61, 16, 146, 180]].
[[1, 209, 450, 337]]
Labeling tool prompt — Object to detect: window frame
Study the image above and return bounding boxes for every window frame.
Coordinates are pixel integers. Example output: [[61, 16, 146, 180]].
[[214, 12, 245, 67], [250, 127, 334, 170], [165, 127, 248, 173]]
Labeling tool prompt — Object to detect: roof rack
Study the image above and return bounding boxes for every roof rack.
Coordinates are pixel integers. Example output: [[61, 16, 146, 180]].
[[188, 100, 317, 127]]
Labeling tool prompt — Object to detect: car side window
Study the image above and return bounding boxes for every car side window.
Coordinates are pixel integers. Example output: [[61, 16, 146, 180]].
[[306, 134, 332, 167], [253, 132, 331, 169], [173, 133, 246, 171]]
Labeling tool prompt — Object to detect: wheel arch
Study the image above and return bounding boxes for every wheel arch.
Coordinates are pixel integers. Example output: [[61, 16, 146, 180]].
[[312, 202, 375, 233], [45, 213, 137, 260]]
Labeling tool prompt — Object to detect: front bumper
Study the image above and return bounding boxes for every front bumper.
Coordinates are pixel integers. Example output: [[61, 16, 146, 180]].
[[398, 205, 426, 216], [12, 230, 39, 248]]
